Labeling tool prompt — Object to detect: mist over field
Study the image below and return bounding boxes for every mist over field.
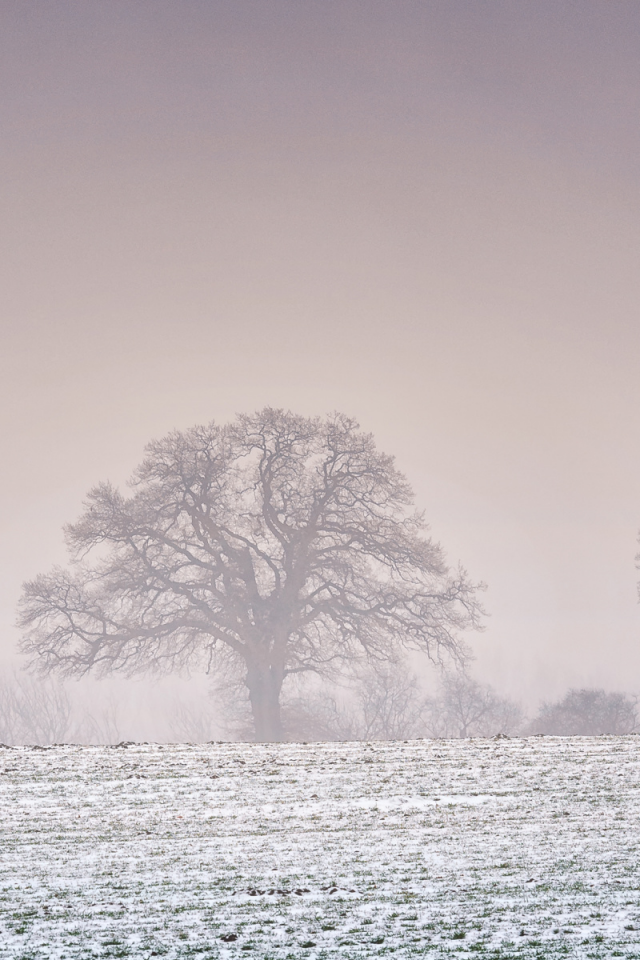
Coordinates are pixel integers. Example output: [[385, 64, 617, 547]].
[[2, 1, 640, 736]]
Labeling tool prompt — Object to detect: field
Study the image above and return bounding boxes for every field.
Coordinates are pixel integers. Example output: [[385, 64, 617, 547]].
[[1, 736, 640, 959]]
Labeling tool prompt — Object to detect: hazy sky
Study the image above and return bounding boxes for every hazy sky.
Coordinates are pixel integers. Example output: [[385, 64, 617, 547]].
[[2, 0, 640, 706]]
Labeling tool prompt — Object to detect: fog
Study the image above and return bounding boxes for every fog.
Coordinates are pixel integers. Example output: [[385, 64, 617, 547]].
[[2, 1, 640, 738]]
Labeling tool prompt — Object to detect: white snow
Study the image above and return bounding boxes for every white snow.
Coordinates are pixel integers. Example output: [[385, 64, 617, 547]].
[[1, 736, 640, 957]]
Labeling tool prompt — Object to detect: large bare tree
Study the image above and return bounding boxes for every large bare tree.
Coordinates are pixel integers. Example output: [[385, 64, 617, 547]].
[[19, 409, 482, 741]]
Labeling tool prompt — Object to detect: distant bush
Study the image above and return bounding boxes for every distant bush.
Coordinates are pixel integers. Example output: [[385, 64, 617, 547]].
[[0, 674, 74, 744], [278, 662, 426, 742], [527, 688, 638, 736], [0, 672, 125, 745], [422, 672, 525, 738]]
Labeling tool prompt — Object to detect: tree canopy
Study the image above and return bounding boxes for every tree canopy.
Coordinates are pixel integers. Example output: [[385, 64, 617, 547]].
[[19, 409, 483, 740]]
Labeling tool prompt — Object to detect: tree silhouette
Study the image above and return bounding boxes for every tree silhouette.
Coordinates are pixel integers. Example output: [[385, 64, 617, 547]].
[[19, 409, 482, 741]]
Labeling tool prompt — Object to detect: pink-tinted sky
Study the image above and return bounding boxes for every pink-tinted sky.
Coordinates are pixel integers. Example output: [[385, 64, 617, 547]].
[[2, 1, 640, 705]]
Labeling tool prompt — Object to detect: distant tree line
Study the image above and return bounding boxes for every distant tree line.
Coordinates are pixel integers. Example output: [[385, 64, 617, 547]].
[[275, 672, 639, 741], [2, 667, 637, 745]]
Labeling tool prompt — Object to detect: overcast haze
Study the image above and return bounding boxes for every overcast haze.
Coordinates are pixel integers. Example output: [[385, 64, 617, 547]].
[[2, 0, 640, 714]]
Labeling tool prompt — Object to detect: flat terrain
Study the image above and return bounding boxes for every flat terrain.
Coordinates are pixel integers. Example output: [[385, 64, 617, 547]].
[[1, 737, 639, 959]]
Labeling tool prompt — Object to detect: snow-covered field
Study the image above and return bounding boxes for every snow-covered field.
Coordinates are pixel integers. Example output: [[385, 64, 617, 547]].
[[1, 737, 640, 959]]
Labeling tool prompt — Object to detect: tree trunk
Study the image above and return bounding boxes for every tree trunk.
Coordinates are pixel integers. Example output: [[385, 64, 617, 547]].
[[245, 661, 284, 742]]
